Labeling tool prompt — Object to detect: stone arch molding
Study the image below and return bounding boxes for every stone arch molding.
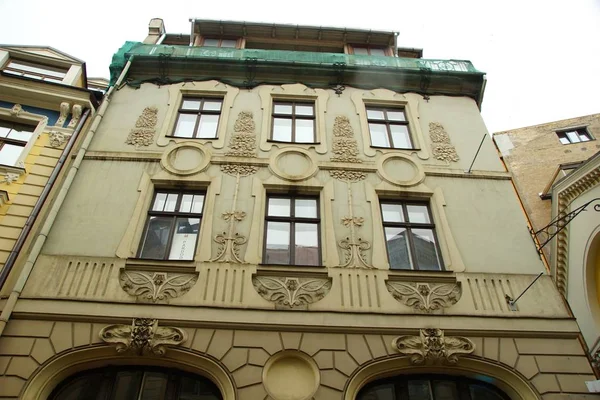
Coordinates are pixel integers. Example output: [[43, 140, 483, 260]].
[[343, 354, 541, 400], [21, 346, 237, 400]]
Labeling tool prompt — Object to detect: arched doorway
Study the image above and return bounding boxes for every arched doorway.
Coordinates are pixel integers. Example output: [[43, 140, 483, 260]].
[[357, 374, 510, 400], [49, 366, 222, 400]]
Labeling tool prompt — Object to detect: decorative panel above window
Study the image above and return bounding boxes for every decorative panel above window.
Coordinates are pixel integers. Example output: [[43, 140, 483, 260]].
[[380, 200, 443, 271], [271, 101, 316, 143], [366, 106, 413, 149], [556, 128, 593, 145], [3, 60, 67, 83], [264, 195, 321, 266], [171, 97, 222, 139], [138, 190, 205, 261], [0, 120, 35, 166]]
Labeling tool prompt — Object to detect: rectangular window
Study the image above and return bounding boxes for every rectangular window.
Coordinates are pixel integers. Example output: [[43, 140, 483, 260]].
[[264, 195, 320, 266], [366, 106, 413, 149], [0, 120, 35, 166], [380, 201, 443, 271], [271, 101, 316, 143], [201, 38, 238, 48], [138, 190, 205, 261], [3, 60, 67, 83], [171, 97, 222, 139], [556, 128, 593, 144], [350, 46, 389, 56]]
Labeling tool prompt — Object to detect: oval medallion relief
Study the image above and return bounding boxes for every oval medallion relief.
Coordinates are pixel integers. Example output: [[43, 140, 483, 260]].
[[377, 153, 425, 186], [262, 350, 320, 400], [269, 148, 317, 181], [161, 143, 211, 176]]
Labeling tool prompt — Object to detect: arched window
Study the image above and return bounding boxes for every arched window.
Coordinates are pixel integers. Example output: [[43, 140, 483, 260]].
[[357, 374, 510, 400], [50, 366, 222, 400]]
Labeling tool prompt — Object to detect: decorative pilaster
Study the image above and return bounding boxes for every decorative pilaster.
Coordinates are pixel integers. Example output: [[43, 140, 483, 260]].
[[392, 328, 474, 364]]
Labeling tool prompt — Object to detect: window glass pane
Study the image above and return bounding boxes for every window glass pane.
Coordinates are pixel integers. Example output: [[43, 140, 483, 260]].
[[353, 47, 369, 55], [192, 195, 204, 213], [112, 371, 143, 400], [295, 119, 314, 143], [412, 228, 441, 270], [181, 100, 201, 110], [381, 204, 404, 222], [180, 194, 193, 213], [558, 135, 570, 145], [367, 109, 385, 120], [470, 384, 506, 400], [7, 129, 33, 142], [579, 131, 590, 141], [0, 143, 24, 166], [7, 61, 66, 78], [370, 48, 386, 56], [386, 110, 406, 121], [266, 222, 290, 264], [268, 198, 290, 216], [152, 192, 167, 211], [295, 199, 317, 218], [385, 227, 412, 269], [433, 381, 459, 400], [295, 223, 319, 265], [139, 216, 172, 259], [203, 38, 219, 47], [221, 39, 237, 48], [369, 123, 389, 147], [566, 131, 580, 143], [407, 205, 430, 223], [173, 114, 197, 138], [390, 125, 411, 148], [51, 372, 108, 400], [274, 104, 293, 114], [169, 218, 200, 260], [164, 193, 178, 212], [357, 384, 395, 400], [139, 372, 168, 400], [408, 380, 433, 400], [0, 126, 10, 137], [295, 105, 314, 116], [202, 100, 222, 111], [273, 118, 292, 142], [179, 375, 222, 399], [197, 114, 219, 138]]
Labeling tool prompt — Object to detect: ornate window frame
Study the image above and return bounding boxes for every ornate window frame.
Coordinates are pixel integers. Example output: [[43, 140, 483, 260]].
[[157, 81, 239, 149], [258, 83, 329, 155]]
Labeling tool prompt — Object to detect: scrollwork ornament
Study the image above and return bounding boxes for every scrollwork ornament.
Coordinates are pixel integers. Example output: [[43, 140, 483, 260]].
[[220, 164, 259, 177], [392, 328, 474, 365], [100, 318, 187, 356], [386, 281, 462, 312], [428, 122, 459, 162], [119, 270, 198, 303], [329, 170, 367, 182], [252, 276, 332, 308], [126, 107, 158, 148], [210, 231, 248, 263], [337, 236, 374, 269], [226, 111, 257, 157], [331, 116, 362, 163]]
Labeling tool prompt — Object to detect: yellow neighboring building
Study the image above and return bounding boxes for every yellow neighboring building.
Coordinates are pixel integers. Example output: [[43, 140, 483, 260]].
[[0, 19, 597, 399]]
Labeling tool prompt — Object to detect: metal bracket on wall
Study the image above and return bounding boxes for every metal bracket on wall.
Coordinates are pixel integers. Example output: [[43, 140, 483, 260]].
[[530, 198, 600, 256], [331, 62, 346, 96], [243, 58, 258, 89], [505, 271, 544, 311]]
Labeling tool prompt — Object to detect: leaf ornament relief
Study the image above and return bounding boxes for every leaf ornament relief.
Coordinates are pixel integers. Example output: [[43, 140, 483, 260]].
[[385, 281, 462, 313], [100, 318, 187, 356], [119, 270, 198, 303], [392, 328, 474, 365], [252, 276, 332, 308]]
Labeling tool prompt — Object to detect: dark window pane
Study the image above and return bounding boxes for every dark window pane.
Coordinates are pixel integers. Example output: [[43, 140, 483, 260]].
[[295, 223, 319, 265], [381, 204, 404, 222], [433, 381, 459, 400], [353, 47, 369, 55], [168, 218, 200, 260], [266, 222, 290, 264], [220, 39, 237, 48], [273, 118, 292, 142], [470, 384, 506, 400], [174, 114, 197, 138], [51, 372, 107, 400], [357, 383, 395, 400], [112, 371, 143, 400], [139, 216, 173, 259], [268, 198, 291, 216], [412, 229, 441, 270], [370, 48, 386, 56], [385, 227, 412, 269], [138, 372, 168, 400], [408, 380, 432, 400], [203, 38, 219, 47], [179, 375, 222, 400]]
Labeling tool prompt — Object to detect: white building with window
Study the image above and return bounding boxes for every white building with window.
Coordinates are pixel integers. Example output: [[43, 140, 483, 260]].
[[0, 20, 596, 400]]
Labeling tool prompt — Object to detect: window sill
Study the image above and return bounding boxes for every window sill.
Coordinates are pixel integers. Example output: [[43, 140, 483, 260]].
[[125, 258, 197, 273], [165, 135, 218, 140], [387, 268, 455, 283], [267, 140, 321, 145], [370, 146, 421, 151]]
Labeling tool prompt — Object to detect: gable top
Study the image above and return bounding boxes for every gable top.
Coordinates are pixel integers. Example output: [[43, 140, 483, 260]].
[[0, 45, 84, 65]]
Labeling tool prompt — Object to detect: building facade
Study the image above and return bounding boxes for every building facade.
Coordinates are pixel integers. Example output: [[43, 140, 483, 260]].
[[0, 19, 597, 399]]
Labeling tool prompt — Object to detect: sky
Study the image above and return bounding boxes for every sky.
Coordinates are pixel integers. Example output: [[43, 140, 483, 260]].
[[0, 0, 599, 133]]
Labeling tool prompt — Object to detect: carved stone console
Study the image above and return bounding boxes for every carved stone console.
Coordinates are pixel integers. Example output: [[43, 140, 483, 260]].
[[392, 328, 474, 365], [252, 269, 332, 310]]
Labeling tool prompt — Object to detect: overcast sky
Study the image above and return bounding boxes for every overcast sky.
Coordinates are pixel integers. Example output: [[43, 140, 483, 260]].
[[1, 0, 598, 133]]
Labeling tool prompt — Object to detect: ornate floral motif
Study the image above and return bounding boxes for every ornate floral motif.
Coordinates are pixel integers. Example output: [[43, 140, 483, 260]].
[[49, 131, 67, 148], [2, 173, 20, 185], [386, 281, 462, 312], [392, 328, 474, 364], [100, 318, 187, 356], [119, 270, 198, 303], [331, 116, 362, 163], [68, 104, 83, 128], [329, 170, 367, 182], [342, 216, 364, 227], [10, 104, 23, 116], [125, 107, 158, 148], [210, 230, 248, 263], [429, 122, 459, 162], [226, 111, 257, 157], [253, 276, 332, 308], [337, 236, 374, 269], [220, 163, 259, 176]]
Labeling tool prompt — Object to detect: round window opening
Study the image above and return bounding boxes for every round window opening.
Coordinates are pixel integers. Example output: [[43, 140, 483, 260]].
[[357, 374, 511, 400], [49, 366, 222, 400]]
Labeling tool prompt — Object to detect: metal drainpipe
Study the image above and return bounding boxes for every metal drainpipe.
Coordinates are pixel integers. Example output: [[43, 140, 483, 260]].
[[0, 110, 90, 291], [0, 60, 133, 336]]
